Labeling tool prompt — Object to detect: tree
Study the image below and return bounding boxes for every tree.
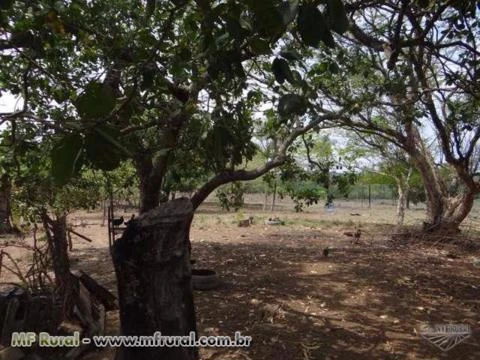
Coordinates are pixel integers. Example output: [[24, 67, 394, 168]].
[[302, 134, 336, 203], [0, 1, 349, 359], [275, 134, 356, 211], [348, 1, 480, 232], [348, 135, 414, 226], [277, 158, 327, 212], [216, 182, 245, 212], [295, 0, 480, 231], [0, 130, 16, 233], [8, 127, 102, 317]]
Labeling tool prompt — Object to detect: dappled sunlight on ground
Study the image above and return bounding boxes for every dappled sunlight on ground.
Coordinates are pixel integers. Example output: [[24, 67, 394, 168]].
[[1, 201, 480, 359]]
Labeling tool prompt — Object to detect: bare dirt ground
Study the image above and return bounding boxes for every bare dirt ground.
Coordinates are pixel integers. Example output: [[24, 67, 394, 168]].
[[1, 198, 480, 360]]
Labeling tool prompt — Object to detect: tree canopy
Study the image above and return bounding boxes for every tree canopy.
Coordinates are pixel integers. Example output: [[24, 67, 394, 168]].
[[1, 2, 479, 358]]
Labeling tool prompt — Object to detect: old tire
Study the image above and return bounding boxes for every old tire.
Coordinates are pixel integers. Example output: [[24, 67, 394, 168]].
[[264, 219, 284, 225], [192, 269, 219, 291]]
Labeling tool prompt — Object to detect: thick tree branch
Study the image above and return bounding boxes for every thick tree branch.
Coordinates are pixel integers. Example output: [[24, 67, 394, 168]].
[[191, 114, 341, 209]]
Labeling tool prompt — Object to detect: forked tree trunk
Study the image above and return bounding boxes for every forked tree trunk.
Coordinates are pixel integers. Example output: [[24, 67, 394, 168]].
[[433, 191, 476, 231], [401, 123, 477, 232], [112, 199, 197, 360], [410, 148, 475, 232]]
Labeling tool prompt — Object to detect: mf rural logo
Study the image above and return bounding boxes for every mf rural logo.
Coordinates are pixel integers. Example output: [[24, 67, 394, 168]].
[[418, 324, 471, 352]]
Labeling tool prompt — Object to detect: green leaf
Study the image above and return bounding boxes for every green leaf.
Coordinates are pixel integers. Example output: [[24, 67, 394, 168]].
[[51, 134, 84, 186], [416, 0, 431, 8], [52, 87, 69, 103], [10, 31, 37, 48], [226, 17, 247, 41], [239, 17, 253, 32], [280, 50, 301, 61], [279, 0, 299, 26], [76, 81, 116, 120], [95, 125, 132, 157], [85, 126, 122, 171], [291, 70, 303, 83], [297, 4, 335, 48], [247, 1, 285, 37], [195, 0, 210, 10], [215, 32, 230, 48], [329, 62, 339, 74], [272, 58, 294, 84], [326, 0, 349, 34], [141, 68, 155, 89], [249, 38, 271, 55], [278, 94, 307, 117]]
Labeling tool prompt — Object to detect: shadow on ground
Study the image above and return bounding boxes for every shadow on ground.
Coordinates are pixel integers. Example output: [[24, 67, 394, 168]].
[[72, 229, 480, 360]]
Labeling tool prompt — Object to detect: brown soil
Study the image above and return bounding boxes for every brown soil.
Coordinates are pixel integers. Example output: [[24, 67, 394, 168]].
[[1, 200, 480, 360]]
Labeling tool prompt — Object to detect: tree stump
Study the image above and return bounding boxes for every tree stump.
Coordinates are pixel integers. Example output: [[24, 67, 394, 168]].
[[112, 199, 197, 360]]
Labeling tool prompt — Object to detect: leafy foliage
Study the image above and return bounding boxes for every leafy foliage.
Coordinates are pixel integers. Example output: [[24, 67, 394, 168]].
[[326, 0, 349, 35], [50, 134, 84, 186], [278, 94, 307, 117], [282, 179, 326, 212], [0, 0, 355, 202], [272, 58, 295, 85], [297, 4, 335, 48], [216, 182, 245, 212], [76, 81, 116, 121]]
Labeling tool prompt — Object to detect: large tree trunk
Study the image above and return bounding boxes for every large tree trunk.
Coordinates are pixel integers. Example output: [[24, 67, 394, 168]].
[[410, 148, 475, 232], [112, 199, 197, 360], [421, 187, 475, 233], [135, 155, 163, 214], [139, 177, 161, 214], [402, 124, 476, 232], [436, 191, 476, 230]]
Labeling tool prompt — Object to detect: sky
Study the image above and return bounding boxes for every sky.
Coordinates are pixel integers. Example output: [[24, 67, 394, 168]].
[[0, 92, 25, 131], [0, 93, 17, 111], [0, 92, 22, 118]]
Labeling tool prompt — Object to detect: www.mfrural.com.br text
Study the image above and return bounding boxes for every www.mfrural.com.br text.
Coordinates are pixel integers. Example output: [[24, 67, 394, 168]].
[[11, 331, 252, 348]]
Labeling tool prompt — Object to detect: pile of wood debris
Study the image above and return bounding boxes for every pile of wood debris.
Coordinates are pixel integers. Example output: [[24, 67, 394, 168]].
[[0, 271, 117, 360]]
